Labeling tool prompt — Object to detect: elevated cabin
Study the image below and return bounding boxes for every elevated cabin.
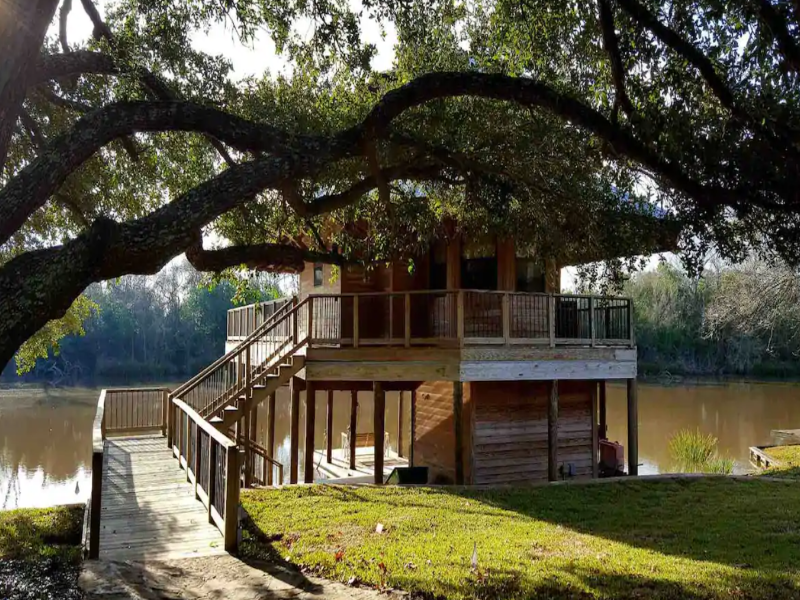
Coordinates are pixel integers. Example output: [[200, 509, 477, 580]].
[[225, 234, 639, 486]]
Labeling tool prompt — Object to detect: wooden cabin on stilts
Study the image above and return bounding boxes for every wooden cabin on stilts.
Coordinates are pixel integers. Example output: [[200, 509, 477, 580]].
[[221, 232, 655, 485]]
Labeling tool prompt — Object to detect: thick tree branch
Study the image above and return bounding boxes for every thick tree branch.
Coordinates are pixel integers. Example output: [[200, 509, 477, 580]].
[[0, 101, 325, 247], [306, 163, 446, 215], [599, 0, 634, 117], [755, 0, 800, 72], [59, 0, 73, 53], [186, 240, 343, 273], [615, 0, 736, 110], [355, 71, 737, 210], [0, 147, 337, 367], [18, 110, 90, 229], [33, 51, 118, 85], [0, 0, 60, 173], [78, 0, 237, 167]]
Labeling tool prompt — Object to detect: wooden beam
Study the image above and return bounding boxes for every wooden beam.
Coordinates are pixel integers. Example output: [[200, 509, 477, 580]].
[[304, 381, 316, 483], [599, 381, 607, 439], [243, 409, 252, 488], [326, 390, 333, 463], [453, 381, 464, 485], [591, 383, 599, 479], [627, 378, 639, 477], [290, 380, 300, 484], [410, 390, 416, 467], [349, 391, 358, 470], [267, 392, 276, 485], [223, 447, 239, 553], [397, 391, 404, 458], [373, 382, 385, 485], [547, 380, 559, 482]]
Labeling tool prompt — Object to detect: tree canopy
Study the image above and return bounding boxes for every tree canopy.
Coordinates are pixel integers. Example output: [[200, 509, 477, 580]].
[[1, 0, 799, 368]]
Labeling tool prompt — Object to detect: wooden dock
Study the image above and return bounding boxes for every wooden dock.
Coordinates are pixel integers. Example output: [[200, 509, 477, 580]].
[[98, 435, 225, 560]]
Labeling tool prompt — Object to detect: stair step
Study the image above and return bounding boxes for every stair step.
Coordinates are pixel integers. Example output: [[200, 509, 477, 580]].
[[209, 417, 223, 424], [224, 405, 240, 413], [252, 384, 266, 390]]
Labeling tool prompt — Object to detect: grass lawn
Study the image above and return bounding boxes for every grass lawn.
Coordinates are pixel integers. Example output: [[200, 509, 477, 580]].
[[0, 505, 84, 600], [762, 445, 800, 479], [241, 479, 800, 599]]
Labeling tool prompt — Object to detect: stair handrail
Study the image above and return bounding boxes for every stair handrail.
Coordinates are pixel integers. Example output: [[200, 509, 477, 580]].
[[171, 296, 297, 400]]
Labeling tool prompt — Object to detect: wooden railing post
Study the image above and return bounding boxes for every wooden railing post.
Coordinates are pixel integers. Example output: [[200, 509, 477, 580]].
[[404, 293, 411, 348], [207, 441, 216, 524], [292, 296, 299, 343], [193, 427, 202, 498], [167, 394, 173, 449], [628, 299, 635, 347], [223, 446, 240, 552], [308, 296, 315, 345], [89, 450, 102, 559], [161, 389, 168, 438], [456, 291, 465, 345], [548, 295, 556, 348], [353, 295, 359, 348], [502, 292, 511, 346], [589, 296, 596, 347]]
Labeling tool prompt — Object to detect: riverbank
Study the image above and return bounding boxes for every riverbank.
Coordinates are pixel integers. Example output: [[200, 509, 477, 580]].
[[0, 504, 84, 599], [241, 478, 800, 599]]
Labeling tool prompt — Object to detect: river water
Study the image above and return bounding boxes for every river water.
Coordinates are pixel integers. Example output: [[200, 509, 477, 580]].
[[1, 380, 798, 508]]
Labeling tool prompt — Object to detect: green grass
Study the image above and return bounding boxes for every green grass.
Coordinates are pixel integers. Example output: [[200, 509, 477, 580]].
[[0, 505, 83, 561], [242, 480, 800, 599], [762, 445, 800, 479], [668, 429, 734, 474]]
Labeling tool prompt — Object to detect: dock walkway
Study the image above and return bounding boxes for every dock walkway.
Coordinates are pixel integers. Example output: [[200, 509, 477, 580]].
[[98, 435, 225, 560]]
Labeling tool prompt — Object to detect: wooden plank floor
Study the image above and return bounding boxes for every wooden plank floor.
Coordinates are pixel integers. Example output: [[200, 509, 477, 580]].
[[313, 447, 408, 484], [99, 435, 226, 560]]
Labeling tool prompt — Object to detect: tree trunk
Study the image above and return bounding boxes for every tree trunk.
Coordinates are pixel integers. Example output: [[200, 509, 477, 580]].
[[0, 0, 60, 170]]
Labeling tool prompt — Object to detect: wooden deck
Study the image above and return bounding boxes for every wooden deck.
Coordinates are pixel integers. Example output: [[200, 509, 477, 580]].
[[99, 435, 225, 560], [313, 447, 408, 483]]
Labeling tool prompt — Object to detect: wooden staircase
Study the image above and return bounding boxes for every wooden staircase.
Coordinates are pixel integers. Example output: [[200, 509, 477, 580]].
[[170, 296, 311, 469]]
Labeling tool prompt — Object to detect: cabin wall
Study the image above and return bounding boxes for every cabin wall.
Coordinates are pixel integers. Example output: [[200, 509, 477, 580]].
[[413, 381, 472, 484], [470, 380, 595, 485]]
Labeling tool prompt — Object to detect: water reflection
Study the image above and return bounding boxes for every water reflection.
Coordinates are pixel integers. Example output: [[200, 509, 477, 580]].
[[606, 380, 800, 474], [0, 386, 96, 509], [1, 380, 799, 507]]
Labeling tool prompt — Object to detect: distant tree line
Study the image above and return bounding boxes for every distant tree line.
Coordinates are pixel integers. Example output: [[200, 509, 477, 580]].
[[0, 260, 283, 386], [624, 260, 800, 378]]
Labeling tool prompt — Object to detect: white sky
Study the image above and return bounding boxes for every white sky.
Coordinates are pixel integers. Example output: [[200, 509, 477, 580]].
[[65, 2, 665, 292]]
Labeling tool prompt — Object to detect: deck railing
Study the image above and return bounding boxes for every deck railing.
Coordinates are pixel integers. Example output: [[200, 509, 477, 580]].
[[284, 290, 634, 348], [170, 398, 239, 551], [173, 298, 301, 414], [227, 297, 291, 339], [238, 436, 284, 486]]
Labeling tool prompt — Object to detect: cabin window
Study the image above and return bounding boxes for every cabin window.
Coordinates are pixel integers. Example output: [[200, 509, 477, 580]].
[[313, 264, 324, 287], [430, 243, 447, 289], [461, 237, 497, 290], [516, 258, 546, 293]]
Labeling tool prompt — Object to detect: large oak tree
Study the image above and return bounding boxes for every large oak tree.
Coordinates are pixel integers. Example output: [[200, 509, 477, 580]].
[[1, 0, 798, 369]]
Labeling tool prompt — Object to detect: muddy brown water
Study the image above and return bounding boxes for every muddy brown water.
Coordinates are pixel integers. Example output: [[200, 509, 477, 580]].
[[1, 380, 799, 508]]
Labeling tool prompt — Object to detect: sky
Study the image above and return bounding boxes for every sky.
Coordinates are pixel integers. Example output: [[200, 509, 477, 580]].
[[64, 1, 666, 292]]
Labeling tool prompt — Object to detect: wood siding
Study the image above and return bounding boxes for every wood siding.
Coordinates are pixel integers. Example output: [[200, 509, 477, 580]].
[[470, 380, 594, 485], [413, 381, 472, 484]]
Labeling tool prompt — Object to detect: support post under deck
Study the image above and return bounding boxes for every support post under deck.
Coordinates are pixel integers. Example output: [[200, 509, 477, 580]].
[[548, 380, 559, 482], [304, 381, 316, 483], [453, 382, 464, 485], [266, 392, 276, 485], [326, 390, 334, 463], [627, 378, 639, 477], [290, 380, 300, 484], [373, 382, 385, 485], [349, 391, 358, 470]]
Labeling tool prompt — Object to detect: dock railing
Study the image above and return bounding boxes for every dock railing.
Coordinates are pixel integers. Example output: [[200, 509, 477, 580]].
[[234, 290, 634, 348], [87, 387, 171, 559], [170, 398, 239, 551]]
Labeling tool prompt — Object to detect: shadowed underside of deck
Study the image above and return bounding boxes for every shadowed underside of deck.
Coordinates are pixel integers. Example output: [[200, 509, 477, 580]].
[[99, 435, 225, 560]]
